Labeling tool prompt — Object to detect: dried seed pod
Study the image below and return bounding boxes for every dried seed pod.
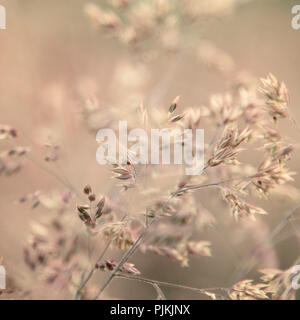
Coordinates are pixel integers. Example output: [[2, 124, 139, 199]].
[[95, 197, 105, 219], [105, 259, 117, 271], [77, 205, 91, 224], [121, 262, 141, 275], [83, 185, 92, 195], [168, 96, 180, 114], [88, 194, 96, 202], [112, 167, 132, 180], [96, 259, 140, 275], [186, 241, 212, 257], [95, 262, 105, 271], [169, 112, 186, 123], [0, 125, 18, 140]]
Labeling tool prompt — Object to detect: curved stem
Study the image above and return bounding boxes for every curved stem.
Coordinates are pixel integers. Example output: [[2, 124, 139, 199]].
[[116, 274, 227, 296], [171, 175, 252, 197]]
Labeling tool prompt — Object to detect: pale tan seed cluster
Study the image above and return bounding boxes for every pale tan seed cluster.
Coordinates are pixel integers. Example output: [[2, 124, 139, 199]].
[[0, 124, 18, 140], [259, 73, 290, 122], [221, 187, 267, 221], [77, 185, 106, 229], [0, 125, 29, 176], [208, 126, 252, 167], [96, 259, 140, 275], [228, 261, 300, 300], [250, 158, 295, 198], [84, 0, 251, 56], [259, 266, 298, 300], [101, 222, 137, 251]]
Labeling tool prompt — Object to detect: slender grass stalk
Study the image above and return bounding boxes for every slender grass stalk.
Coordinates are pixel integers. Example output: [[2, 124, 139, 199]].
[[115, 274, 227, 296]]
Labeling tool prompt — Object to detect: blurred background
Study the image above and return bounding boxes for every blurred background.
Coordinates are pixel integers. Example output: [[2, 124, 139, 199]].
[[0, 0, 300, 299]]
